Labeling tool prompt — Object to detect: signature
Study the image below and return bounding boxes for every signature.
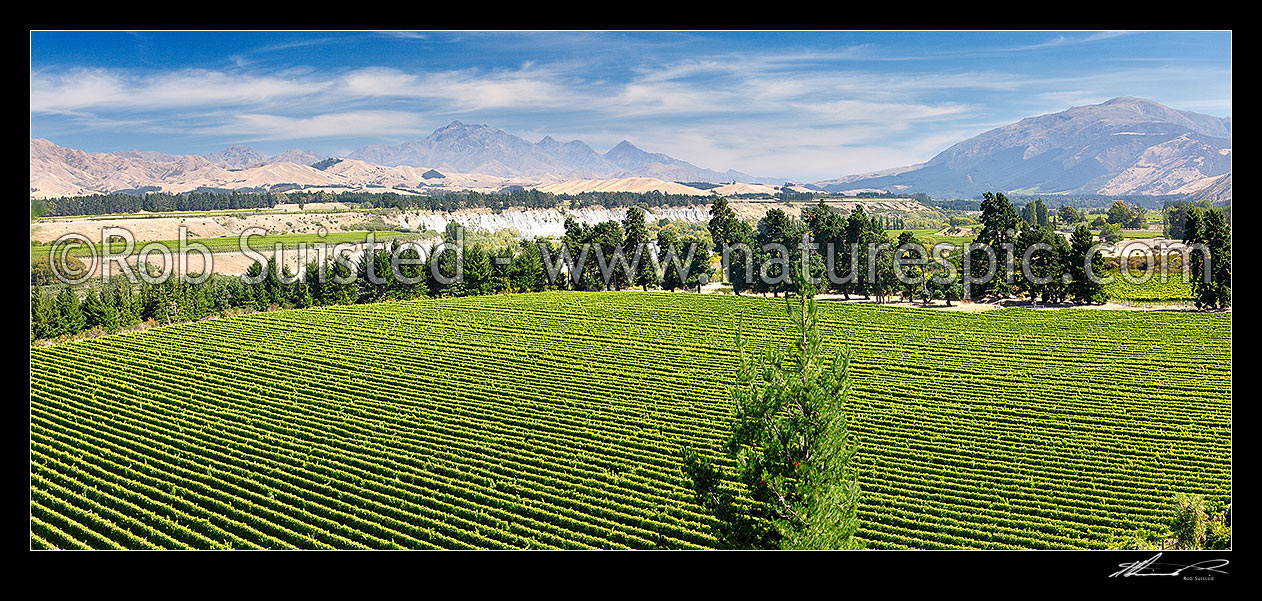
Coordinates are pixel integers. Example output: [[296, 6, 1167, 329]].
[[1110, 553, 1229, 578]]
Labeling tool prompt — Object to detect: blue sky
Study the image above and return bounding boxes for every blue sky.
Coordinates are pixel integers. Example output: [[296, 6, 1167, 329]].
[[30, 30, 1232, 181]]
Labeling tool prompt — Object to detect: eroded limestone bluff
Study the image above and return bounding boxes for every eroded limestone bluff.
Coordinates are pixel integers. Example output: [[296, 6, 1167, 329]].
[[398, 205, 712, 238]]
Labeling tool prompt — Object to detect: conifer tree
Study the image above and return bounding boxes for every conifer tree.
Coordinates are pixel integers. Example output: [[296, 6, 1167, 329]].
[[657, 228, 685, 292], [81, 287, 119, 332], [623, 207, 658, 290], [55, 286, 85, 336], [683, 267, 860, 548], [31, 284, 55, 340], [1067, 224, 1106, 304]]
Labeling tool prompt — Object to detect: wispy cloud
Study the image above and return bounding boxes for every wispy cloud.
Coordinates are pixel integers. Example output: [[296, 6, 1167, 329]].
[[1009, 30, 1138, 51], [205, 111, 432, 141], [375, 31, 430, 40], [341, 66, 579, 111], [30, 68, 330, 113]]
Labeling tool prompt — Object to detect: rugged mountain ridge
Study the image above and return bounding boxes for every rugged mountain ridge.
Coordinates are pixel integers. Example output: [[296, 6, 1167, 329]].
[[29, 138, 536, 198], [204, 146, 328, 169], [348, 121, 757, 183], [205, 145, 267, 169], [31, 121, 759, 197], [31, 98, 1231, 200], [32, 139, 229, 197], [819, 97, 1231, 199]]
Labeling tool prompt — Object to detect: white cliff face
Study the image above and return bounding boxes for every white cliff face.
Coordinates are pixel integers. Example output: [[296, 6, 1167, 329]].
[[397, 206, 712, 238]]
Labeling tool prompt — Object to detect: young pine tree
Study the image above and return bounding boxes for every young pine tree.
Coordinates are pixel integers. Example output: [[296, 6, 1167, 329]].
[[31, 284, 56, 341], [112, 280, 140, 327], [55, 286, 86, 337], [683, 267, 860, 549], [81, 287, 119, 332]]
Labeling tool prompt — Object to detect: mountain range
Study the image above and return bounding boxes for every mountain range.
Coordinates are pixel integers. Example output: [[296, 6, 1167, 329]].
[[347, 121, 757, 182], [29, 97, 1231, 201], [815, 97, 1231, 200], [28, 138, 529, 198], [203, 146, 329, 169]]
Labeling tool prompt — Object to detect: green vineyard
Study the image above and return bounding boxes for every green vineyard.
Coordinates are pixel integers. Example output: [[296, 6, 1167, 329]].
[[29, 292, 1231, 549], [1103, 270, 1197, 302]]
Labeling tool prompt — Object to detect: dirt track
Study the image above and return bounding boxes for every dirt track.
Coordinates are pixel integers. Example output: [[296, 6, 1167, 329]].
[[692, 285, 1221, 313]]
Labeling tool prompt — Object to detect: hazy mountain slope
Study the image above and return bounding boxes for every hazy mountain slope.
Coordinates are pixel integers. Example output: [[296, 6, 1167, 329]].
[[535, 136, 617, 174], [349, 121, 575, 177], [202, 146, 328, 169], [533, 177, 712, 195], [265, 149, 327, 166], [109, 149, 183, 163], [818, 97, 1231, 199], [348, 121, 758, 183], [205, 145, 267, 169]]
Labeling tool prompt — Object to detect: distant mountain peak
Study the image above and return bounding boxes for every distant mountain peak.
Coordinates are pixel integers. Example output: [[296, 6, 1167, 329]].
[[816, 97, 1231, 199], [604, 140, 661, 170], [206, 145, 266, 169], [436, 120, 496, 132], [266, 149, 328, 167], [1103, 96, 1155, 106], [345, 123, 757, 183]]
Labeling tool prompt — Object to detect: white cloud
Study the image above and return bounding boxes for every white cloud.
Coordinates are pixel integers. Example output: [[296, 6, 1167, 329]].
[[339, 66, 578, 111], [206, 111, 431, 141], [30, 68, 329, 113]]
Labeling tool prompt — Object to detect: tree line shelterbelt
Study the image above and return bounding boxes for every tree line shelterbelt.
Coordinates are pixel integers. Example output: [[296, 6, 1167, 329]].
[[33, 192, 281, 217], [31, 187, 933, 219], [33, 189, 728, 218], [30, 192, 1231, 343]]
